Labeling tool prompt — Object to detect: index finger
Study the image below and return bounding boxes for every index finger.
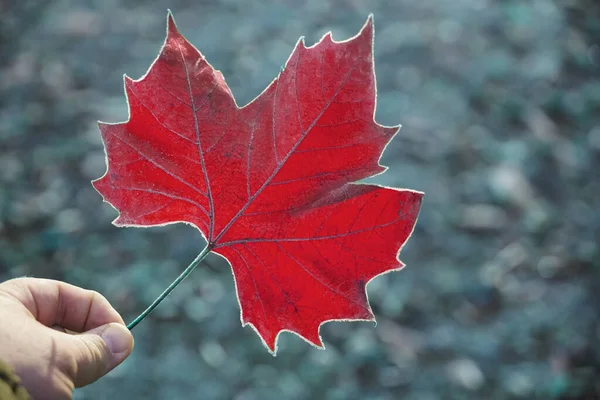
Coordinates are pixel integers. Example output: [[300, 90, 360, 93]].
[[0, 278, 125, 333]]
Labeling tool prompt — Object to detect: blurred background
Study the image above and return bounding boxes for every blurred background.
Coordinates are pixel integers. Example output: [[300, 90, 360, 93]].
[[1, 0, 599, 399]]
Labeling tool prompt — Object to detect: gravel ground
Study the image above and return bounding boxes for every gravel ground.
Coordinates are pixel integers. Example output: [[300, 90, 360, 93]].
[[1, 0, 599, 399]]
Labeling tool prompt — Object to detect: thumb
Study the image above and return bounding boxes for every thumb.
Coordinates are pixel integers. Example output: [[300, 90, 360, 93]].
[[66, 323, 134, 387]]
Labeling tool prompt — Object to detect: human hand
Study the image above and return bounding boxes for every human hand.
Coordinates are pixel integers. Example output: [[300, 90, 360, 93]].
[[0, 278, 134, 399]]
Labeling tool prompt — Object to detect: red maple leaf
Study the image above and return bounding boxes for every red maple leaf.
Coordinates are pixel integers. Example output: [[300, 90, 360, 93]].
[[93, 12, 423, 353]]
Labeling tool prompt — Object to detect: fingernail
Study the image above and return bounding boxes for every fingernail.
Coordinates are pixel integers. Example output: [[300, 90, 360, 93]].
[[101, 323, 132, 355]]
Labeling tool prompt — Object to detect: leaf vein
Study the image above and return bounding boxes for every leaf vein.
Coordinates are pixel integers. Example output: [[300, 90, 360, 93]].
[[277, 242, 370, 314], [106, 184, 210, 219], [213, 48, 363, 243], [215, 211, 407, 247], [127, 83, 198, 145], [105, 128, 208, 200], [230, 246, 268, 324], [176, 43, 216, 241]]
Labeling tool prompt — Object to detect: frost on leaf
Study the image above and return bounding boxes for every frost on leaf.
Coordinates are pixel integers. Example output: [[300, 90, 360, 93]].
[[93, 12, 423, 354]]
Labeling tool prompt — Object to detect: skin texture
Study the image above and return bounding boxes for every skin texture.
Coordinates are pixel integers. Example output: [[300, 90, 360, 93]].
[[0, 278, 134, 400]]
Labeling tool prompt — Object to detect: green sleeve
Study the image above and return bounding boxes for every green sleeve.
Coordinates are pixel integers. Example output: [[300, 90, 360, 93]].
[[0, 360, 30, 400]]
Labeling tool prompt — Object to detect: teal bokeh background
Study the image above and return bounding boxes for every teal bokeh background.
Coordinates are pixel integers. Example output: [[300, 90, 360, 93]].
[[1, 0, 599, 399]]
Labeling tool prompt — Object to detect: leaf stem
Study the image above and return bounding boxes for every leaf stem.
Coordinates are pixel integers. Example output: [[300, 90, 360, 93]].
[[127, 244, 213, 330]]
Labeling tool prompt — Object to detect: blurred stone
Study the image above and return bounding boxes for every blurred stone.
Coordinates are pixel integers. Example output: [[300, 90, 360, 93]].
[[499, 242, 528, 270], [446, 358, 485, 390], [199, 277, 226, 304], [0, 153, 23, 182], [504, 370, 534, 397], [80, 152, 107, 179], [489, 165, 536, 208], [309, 345, 339, 366], [54, 208, 84, 233], [395, 65, 422, 92], [276, 372, 308, 400], [184, 296, 212, 323], [252, 364, 278, 386], [34, 190, 64, 215], [588, 126, 600, 150], [523, 201, 553, 233], [200, 341, 227, 368], [41, 60, 73, 94], [59, 9, 102, 37], [526, 107, 560, 142], [537, 255, 564, 279], [456, 204, 507, 231], [376, 319, 424, 362], [345, 328, 378, 358], [463, 284, 501, 316], [378, 366, 411, 387]]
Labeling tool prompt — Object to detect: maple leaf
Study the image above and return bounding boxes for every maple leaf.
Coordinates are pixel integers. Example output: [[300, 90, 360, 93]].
[[93, 12, 423, 354]]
